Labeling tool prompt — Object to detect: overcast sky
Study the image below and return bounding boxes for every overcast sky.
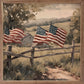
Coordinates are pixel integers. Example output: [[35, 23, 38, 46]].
[[36, 4, 80, 19]]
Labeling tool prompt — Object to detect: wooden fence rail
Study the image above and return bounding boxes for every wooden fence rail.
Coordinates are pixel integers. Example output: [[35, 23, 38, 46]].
[[3, 41, 80, 68], [35, 45, 80, 52], [34, 51, 80, 59]]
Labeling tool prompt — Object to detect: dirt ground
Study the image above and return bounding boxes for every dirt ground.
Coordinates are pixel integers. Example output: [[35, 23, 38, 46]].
[[43, 67, 80, 81]]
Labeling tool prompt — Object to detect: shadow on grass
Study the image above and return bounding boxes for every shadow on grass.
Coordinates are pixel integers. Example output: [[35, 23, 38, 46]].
[[3, 62, 44, 80], [3, 55, 80, 80]]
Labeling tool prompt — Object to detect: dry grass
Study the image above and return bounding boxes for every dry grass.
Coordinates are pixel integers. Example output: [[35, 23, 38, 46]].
[[3, 21, 80, 80], [3, 43, 80, 80]]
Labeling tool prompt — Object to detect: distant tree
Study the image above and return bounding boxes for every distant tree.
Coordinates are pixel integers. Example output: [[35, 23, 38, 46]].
[[3, 3, 37, 31], [3, 3, 46, 31], [66, 9, 80, 44]]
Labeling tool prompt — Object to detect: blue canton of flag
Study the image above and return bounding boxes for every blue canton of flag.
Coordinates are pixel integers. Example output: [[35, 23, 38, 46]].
[[49, 25, 58, 35], [4, 27, 10, 35], [33, 26, 48, 44]]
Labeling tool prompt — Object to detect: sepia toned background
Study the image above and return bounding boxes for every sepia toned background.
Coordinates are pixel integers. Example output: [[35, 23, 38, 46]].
[[0, 0, 84, 84]]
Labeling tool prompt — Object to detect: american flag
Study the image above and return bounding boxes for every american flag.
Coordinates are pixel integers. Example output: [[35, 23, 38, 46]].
[[3, 28, 25, 44], [10, 28, 25, 43], [3, 28, 12, 43], [33, 26, 48, 44], [46, 24, 67, 47]]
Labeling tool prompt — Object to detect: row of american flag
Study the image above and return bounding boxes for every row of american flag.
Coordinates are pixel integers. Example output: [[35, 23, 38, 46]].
[[3, 24, 67, 48]]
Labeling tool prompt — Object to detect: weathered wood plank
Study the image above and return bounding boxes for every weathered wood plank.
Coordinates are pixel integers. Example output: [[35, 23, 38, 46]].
[[3, 0, 81, 4], [30, 48, 35, 67], [0, 0, 3, 80], [3, 51, 31, 58], [3, 49, 80, 61], [4, 54, 31, 63], [3, 45, 80, 56], [71, 40, 75, 66], [3, 50, 80, 57], [34, 50, 80, 59], [6, 45, 12, 68], [35, 45, 80, 52], [80, 0, 84, 81]]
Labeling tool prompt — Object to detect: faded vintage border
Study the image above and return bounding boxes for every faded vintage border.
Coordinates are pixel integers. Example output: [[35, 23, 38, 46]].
[[0, 0, 84, 84]]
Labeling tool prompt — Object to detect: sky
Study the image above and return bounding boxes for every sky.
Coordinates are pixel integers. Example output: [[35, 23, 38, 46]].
[[35, 4, 80, 20]]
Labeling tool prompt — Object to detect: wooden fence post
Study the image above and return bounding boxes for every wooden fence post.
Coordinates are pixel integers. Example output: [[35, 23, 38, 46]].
[[30, 48, 35, 67], [7, 45, 12, 68], [71, 40, 75, 66]]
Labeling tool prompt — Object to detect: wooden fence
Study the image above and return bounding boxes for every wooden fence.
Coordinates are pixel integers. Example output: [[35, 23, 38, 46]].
[[3, 41, 80, 68]]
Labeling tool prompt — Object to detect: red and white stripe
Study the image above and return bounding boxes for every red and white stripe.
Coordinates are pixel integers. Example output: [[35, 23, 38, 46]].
[[46, 28, 67, 47], [3, 34, 12, 43], [10, 28, 25, 43], [33, 33, 49, 44], [10, 28, 25, 38], [11, 36, 22, 44], [3, 28, 25, 44]]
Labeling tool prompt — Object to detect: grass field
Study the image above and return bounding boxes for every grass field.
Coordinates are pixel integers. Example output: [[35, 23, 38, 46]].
[[3, 21, 80, 80], [3, 44, 80, 80]]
